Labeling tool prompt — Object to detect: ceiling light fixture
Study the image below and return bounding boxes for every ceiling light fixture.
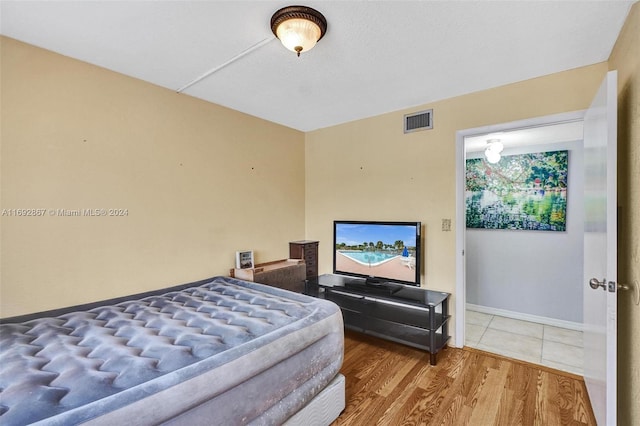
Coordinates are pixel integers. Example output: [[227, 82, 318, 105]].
[[271, 6, 327, 57], [485, 139, 504, 164]]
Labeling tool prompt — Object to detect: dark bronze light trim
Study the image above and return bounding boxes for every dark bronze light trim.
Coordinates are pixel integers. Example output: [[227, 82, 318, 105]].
[[270, 5, 328, 48], [270, 6, 327, 40]]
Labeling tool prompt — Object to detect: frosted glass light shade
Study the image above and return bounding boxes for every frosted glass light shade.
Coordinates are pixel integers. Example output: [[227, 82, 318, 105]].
[[484, 138, 503, 163], [276, 18, 321, 55], [271, 6, 327, 57], [486, 139, 504, 153], [485, 149, 501, 164]]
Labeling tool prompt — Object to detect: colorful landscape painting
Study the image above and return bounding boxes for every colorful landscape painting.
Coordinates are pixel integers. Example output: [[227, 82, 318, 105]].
[[466, 150, 568, 231]]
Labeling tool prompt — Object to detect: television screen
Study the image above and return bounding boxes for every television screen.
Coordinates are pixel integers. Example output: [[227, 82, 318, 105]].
[[333, 221, 421, 286]]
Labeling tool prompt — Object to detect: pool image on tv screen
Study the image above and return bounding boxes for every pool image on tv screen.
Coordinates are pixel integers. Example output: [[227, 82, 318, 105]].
[[333, 221, 421, 286]]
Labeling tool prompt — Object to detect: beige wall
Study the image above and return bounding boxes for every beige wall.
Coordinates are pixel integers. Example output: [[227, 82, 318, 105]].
[[609, 2, 640, 424], [2, 8, 638, 419], [0, 37, 306, 317], [305, 63, 609, 344]]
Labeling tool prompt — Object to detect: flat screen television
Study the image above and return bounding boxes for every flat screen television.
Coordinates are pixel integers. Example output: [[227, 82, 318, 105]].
[[333, 220, 421, 287]]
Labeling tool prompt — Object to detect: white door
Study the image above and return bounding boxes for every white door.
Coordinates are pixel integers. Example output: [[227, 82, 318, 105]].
[[583, 70, 617, 426]]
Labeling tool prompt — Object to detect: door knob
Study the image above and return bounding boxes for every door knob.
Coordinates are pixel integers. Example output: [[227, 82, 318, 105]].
[[616, 279, 640, 305], [589, 278, 606, 290]]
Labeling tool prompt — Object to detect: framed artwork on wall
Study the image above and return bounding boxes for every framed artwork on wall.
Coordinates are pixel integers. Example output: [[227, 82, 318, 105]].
[[466, 150, 568, 231], [235, 251, 254, 269]]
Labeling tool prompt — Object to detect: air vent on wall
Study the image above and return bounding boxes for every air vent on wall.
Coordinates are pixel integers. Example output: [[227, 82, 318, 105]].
[[404, 109, 433, 133]]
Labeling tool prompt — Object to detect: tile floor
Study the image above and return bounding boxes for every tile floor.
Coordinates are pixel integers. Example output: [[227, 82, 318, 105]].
[[465, 309, 584, 376]]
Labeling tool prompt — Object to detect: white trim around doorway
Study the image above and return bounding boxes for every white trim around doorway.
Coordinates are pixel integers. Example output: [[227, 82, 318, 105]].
[[454, 110, 587, 348]]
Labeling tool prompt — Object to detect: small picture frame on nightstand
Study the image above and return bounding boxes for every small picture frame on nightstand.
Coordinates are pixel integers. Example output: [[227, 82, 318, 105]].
[[235, 251, 254, 269]]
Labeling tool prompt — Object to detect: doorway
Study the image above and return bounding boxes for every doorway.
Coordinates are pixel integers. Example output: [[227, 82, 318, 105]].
[[454, 111, 586, 374]]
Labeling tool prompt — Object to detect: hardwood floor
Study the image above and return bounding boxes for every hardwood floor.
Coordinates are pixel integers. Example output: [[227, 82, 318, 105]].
[[333, 330, 596, 425]]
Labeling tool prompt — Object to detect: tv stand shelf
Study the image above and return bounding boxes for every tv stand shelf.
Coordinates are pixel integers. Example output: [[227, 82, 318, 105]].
[[313, 274, 450, 365]]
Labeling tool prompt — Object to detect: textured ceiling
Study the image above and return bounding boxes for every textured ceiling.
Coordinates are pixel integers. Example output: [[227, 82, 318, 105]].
[[0, 1, 634, 132]]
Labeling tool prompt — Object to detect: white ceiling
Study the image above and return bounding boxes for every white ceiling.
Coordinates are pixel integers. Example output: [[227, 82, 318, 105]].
[[0, 1, 634, 132], [464, 120, 584, 153]]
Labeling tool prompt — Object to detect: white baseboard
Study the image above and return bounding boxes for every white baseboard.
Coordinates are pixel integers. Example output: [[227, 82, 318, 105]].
[[466, 303, 583, 331]]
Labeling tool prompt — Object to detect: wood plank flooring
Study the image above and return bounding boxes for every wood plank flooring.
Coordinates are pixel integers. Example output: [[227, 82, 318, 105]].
[[333, 330, 596, 425]]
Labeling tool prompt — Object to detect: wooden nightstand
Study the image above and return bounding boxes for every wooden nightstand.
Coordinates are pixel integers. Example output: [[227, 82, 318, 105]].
[[289, 240, 319, 280]]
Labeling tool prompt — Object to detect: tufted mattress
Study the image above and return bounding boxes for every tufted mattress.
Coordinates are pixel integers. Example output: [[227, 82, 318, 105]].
[[0, 276, 344, 425]]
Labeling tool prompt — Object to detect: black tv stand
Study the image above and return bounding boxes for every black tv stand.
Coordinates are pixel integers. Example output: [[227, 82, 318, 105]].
[[342, 278, 400, 296], [365, 277, 383, 286], [313, 274, 450, 365]]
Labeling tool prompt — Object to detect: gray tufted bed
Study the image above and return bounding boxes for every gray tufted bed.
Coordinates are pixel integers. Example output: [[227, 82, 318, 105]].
[[0, 276, 345, 425]]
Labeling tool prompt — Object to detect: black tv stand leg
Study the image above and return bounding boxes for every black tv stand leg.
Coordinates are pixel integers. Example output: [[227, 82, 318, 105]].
[[430, 352, 437, 365]]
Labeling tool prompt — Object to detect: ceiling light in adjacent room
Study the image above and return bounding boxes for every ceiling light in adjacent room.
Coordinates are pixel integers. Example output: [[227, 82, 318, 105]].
[[271, 6, 327, 57], [485, 139, 504, 164]]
